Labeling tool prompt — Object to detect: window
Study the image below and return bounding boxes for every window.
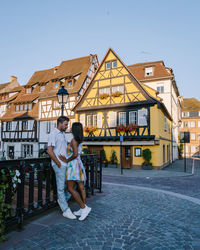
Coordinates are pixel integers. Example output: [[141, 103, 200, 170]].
[[26, 88, 31, 94], [20, 105, 23, 111], [168, 124, 170, 134], [198, 133, 200, 140], [106, 62, 111, 70], [191, 146, 196, 153], [112, 85, 124, 93], [24, 104, 27, 111], [190, 121, 195, 128], [112, 61, 117, 68], [198, 121, 200, 127], [40, 86, 45, 92], [191, 133, 195, 140], [164, 117, 167, 131], [93, 115, 97, 126], [22, 121, 28, 131], [54, 83, 59, 89], [53, 101, 60, 109], [157, 86, 164, 93], [135, 148, 141, 157], [87, 115, 92, 126], [183, 121, 189, 128], [16, 105, 19, 111], [22, 144, 33, 157], [119, 112, 126, 125], [46, 121, 51, 134], [99, 88, 110, 95], [28, 104, 32, 110], [125, 146, 131, 158], [145, 67, 154, 77], [129, 111, 137, 124], [182, 112, 189, 117], [68, 81, 72, 87], [7, 122, 12, 131]]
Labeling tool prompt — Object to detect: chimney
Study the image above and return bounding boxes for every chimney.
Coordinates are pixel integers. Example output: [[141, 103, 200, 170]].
[[10, 76, 17, 82], [90, 54, 93, 62]]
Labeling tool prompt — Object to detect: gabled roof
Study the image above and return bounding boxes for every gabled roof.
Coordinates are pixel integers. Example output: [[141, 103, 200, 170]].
[[73, 48, 172, 120], [26, 68, 55, 86], [128, 61, 173, 81], [181, 98, 200, 112], [0, 82, 10, 91]]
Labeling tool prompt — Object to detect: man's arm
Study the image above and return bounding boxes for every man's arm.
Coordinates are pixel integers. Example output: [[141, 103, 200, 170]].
[[47, 146, 61, 168]]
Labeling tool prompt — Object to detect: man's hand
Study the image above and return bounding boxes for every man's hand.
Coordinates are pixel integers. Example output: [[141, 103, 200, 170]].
[[47, 146, 62, 168], [58, 155, 68, 163]]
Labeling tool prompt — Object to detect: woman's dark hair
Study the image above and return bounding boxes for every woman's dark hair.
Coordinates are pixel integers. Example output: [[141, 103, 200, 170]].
[[72, 122, 83, 144]]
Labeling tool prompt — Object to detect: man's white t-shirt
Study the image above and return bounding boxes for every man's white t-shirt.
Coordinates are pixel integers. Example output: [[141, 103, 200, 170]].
[[48, 128, 73, 166]]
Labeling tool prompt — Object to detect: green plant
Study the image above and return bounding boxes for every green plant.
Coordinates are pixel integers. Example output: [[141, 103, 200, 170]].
[[178, 143, 183, 159], [0, 169, 21, 241], [110, 150, 118, 164], [111, 91, 123, 97], [142, 149, 152, 166], [99, 93, 109, 99], [101, 149, 107, 163], [82, 147, 89, 154]]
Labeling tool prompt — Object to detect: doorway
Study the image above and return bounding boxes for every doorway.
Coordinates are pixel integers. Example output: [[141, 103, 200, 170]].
[[122, 146, 132, 169], [8, 146, 14, 159]]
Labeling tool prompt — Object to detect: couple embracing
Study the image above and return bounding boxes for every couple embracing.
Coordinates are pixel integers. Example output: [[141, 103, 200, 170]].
[[47, 116, 91, 221]]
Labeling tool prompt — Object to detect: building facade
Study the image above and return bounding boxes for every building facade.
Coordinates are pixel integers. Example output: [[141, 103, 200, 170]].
[[128, 61, 181, 161], [74, 48, 172, 169], [0, 76, 22, 159], [180, 98, 200, 157], [1, 55, 98, 159]]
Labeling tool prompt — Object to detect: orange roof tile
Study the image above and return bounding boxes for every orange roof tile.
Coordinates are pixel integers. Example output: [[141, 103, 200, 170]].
[[181, 98, 200, 111]]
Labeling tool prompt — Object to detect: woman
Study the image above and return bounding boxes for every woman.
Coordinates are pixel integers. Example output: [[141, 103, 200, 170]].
[[59, 122, 91, 221]]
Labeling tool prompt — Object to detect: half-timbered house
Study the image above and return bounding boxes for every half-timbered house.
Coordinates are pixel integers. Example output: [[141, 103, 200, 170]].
[[73, 48, 172, 169], [0, 76, 22, 158], [1, 55, 98, 159]]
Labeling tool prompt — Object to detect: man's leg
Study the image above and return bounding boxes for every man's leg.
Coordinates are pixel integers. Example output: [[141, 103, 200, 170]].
[[53, 165, 69, 213]]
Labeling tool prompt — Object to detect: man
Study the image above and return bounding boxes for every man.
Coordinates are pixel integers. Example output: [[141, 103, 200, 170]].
[[47, 116, 75, 219]]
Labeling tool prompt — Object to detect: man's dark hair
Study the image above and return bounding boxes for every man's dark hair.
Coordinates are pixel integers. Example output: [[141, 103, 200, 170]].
[[57, 116, 69, 125]]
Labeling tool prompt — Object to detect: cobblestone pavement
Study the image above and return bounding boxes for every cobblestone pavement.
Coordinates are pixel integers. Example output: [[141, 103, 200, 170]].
[[3, 183, 200, 250], [2, 159, 200, 250]]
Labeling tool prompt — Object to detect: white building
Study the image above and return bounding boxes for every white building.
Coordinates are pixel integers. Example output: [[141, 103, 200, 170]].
[[128, 61, 181, 161]]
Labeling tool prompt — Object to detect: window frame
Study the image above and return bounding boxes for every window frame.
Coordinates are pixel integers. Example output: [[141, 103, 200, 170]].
[[119, 112, 126, 125], [129, 111, 137, 124]]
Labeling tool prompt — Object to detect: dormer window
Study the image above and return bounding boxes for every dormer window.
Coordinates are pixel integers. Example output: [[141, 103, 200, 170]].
[[26, 88, 31, 94], [106, 62, 111, 70], [145, 67, 154, 77], [16, 105, 19, 111], [24, 104, 27, 111], [40, 86, 45, 92], [20, 105, 23, 111], [54, 83, 59, 89], [68, 81, 73, 87], [28, 104, 32, 110]]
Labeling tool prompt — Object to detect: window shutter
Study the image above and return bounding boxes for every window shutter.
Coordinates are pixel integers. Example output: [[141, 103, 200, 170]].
[[108, 112, 117, 127], [80, 114, 85, 127], [138, 109, 147, 126], [97, 113, 102, 128]]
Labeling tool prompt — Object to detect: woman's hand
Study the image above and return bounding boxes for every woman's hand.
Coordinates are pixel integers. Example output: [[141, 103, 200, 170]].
[[58, 155, 68, 163]]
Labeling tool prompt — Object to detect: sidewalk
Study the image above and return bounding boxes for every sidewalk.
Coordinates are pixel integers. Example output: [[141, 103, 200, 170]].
[[102, 158, 198, 178]]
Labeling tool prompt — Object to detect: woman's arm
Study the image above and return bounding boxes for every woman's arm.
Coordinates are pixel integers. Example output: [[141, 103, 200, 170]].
[[59, 139, 78, 163]]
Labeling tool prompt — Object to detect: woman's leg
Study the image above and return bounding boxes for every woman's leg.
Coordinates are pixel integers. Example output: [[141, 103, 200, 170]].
[[67, 180, 85, 208], [77, 182, 86, 204]]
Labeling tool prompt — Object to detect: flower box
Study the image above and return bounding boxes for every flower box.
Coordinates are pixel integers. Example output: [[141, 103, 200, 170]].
[[111, 91, 123, 98], [84, 126, 97, 133], [99, 93, 109, 99], [115, 123, 138, 133]]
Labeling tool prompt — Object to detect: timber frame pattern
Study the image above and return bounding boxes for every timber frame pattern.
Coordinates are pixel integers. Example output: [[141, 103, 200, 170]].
[[74, 48, 162, 142]]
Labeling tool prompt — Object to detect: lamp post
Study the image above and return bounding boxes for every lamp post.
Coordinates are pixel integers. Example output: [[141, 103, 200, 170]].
[[56, 86, 69, 116]]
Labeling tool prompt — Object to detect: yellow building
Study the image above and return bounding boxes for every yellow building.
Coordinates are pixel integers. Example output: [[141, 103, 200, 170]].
[[73, 48, 172, 169]]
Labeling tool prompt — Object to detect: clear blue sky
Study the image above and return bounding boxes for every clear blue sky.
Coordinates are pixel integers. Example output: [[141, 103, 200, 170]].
[[0, 0, 199, 99]]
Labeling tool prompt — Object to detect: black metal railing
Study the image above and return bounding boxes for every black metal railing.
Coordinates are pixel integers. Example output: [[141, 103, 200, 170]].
[[0, 154, 101, 232]]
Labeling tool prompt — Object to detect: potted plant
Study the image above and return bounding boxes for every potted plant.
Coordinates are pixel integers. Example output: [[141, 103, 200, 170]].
[[109, 150, 118, 168], [84, 126, 97, 134], [142, 149, 152, 170], [100, 149, 108, 167], [82, 147, 89, 154]]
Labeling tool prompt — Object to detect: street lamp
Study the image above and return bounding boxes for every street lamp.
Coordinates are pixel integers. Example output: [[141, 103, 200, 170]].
[[57, 86, 69, 116]]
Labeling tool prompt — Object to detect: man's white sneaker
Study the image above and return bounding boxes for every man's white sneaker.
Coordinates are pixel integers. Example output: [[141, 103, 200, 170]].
[[63, 208, 77, 219], [79, 206, 91, 221]]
